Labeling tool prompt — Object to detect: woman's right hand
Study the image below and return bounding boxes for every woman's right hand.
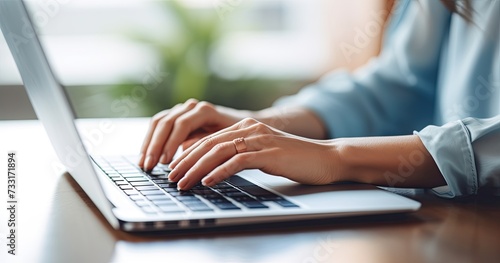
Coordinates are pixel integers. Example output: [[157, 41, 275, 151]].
[[138, 99, 252, 170]]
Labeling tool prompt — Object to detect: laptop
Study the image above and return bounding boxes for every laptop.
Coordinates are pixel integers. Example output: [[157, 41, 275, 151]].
[[0, 0, 420, 232]]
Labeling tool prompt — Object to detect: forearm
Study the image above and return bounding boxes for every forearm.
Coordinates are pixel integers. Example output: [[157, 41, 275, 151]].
[[333, 135, 446, 188], [252, 107, 328, 139]]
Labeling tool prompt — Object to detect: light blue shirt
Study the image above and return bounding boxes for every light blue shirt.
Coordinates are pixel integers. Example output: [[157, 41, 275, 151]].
[[275, 0, 500, 198]]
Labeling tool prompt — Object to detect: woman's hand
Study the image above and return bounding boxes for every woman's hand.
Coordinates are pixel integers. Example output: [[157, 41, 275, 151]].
[[166, 116, 445, 191], [138, 99, 254, 170], [139, 98, 445, 190], [168, 118, 340, 190]]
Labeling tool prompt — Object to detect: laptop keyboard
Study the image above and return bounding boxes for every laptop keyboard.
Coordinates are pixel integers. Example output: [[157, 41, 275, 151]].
[[91, 156, 299, 214]]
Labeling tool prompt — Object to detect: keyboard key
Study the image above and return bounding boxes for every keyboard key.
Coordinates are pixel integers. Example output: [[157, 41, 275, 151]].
[[126, 177, 149, 182], [151, 199, 176, 206], [240, 201, 268, 209], [124, 189, 139, 196], [158, 206, 185, 213], [109, 177, 123, 183], [190, 207, 214, 212], [275, 200, 299, 208], [191, 184, 205, 190], [231, 196, 256, 202], [206, 198, 231, 204], [135, 186, 160, 191], [184, 203, 213, 212], [169, 191, 180, 197], [114, 180, 128, 185], [226, 175, 254, 187], [122, 173, 146, 178], [183, 201, 208, 208], [129, 195, 143, 201], [129, 181, 155, 187], [148, 169, 169, 177], [101, 168, 117, 173], [224, 191, 248, 198], [151, 174, 169, 180], [152, 179, 171, 184], [202, 193, 225, 200], [240, 185, 275, 197], [191, 189, 215, 195], [119, 184, 134, 190], [175, 196, 200, 202], [180, 200, 205, 206], [158, 183, 178, 188], [214, 202, 240, 210], [141, 190, 165, 196], [162, 187, 179, 193], [217, 188, 240, 194], [212, 182, 233, 189], [146, 195, 171, 201], [118, 169, 141, 174], [135, 200, 150, 207], [255, 195, 284, 201], [169, 191, 194, 197]]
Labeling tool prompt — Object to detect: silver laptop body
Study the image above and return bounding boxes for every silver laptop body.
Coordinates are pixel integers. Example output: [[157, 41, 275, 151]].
[[0, 0, 420, 232]]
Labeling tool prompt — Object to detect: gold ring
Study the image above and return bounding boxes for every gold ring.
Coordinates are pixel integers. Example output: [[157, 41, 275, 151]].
[[232, 137, 247, 154]]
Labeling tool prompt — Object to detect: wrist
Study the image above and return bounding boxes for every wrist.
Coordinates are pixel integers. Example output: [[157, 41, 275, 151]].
[[327, 136, 445, 188], [252, 107, 327, 139], [251, 108, 281, 126], [324, 139, 353, 183], [328, 137, 392, 184], [215, 105, 256, 125]]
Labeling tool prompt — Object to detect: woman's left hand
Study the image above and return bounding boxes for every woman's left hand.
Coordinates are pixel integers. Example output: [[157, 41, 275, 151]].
[[168, 118, 341, 190]]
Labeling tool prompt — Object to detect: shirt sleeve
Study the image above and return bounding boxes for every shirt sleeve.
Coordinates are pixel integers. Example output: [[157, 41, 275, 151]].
[[416, 116, 500, 198], [274, 0, 451, 138]]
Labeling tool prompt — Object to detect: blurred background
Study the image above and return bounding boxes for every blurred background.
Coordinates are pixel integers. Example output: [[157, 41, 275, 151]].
[[0, 0, 391, 120]]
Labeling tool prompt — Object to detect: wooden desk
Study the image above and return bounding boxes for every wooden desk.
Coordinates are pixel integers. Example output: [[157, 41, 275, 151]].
[[1, 119, 499, 263]]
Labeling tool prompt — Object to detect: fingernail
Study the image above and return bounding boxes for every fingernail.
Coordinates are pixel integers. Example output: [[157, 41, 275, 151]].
[[144, 155, 153, 170], [202, 177, 214, 187], [168, 169, 180, 181], [177, 178, 189, 190], [138, 153, 145, 167]]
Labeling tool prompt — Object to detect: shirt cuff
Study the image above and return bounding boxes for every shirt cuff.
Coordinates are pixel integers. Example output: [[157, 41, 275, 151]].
[[415, 120, 478, 198]]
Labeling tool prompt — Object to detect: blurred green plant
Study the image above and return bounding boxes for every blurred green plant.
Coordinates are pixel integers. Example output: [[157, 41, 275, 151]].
[[113, 0, 220, 112], [111, 0, 300, 116]]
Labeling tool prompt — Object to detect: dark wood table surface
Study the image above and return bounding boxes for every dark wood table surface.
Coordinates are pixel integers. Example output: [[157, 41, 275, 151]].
[[1, 119, 498, 263]]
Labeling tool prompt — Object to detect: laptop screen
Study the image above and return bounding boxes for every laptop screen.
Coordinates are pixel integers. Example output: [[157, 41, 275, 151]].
[[0, 0, 119, 228]]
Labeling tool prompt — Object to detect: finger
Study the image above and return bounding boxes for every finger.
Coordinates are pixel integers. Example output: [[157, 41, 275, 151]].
[[177, 137, 263, 190], [181, 130, 212, 151], [169, 118, 256, 169], [138, 110, 170, 167], [201, 151, 267, 187], [168, 134, 209, 169], [168, 129, 250, 182], [168, 133, 212, 169], [176, 141, 237, 190], [159, 102, 217, 164], [140, 110, 169, 154], [144, 99, 198, 170]]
